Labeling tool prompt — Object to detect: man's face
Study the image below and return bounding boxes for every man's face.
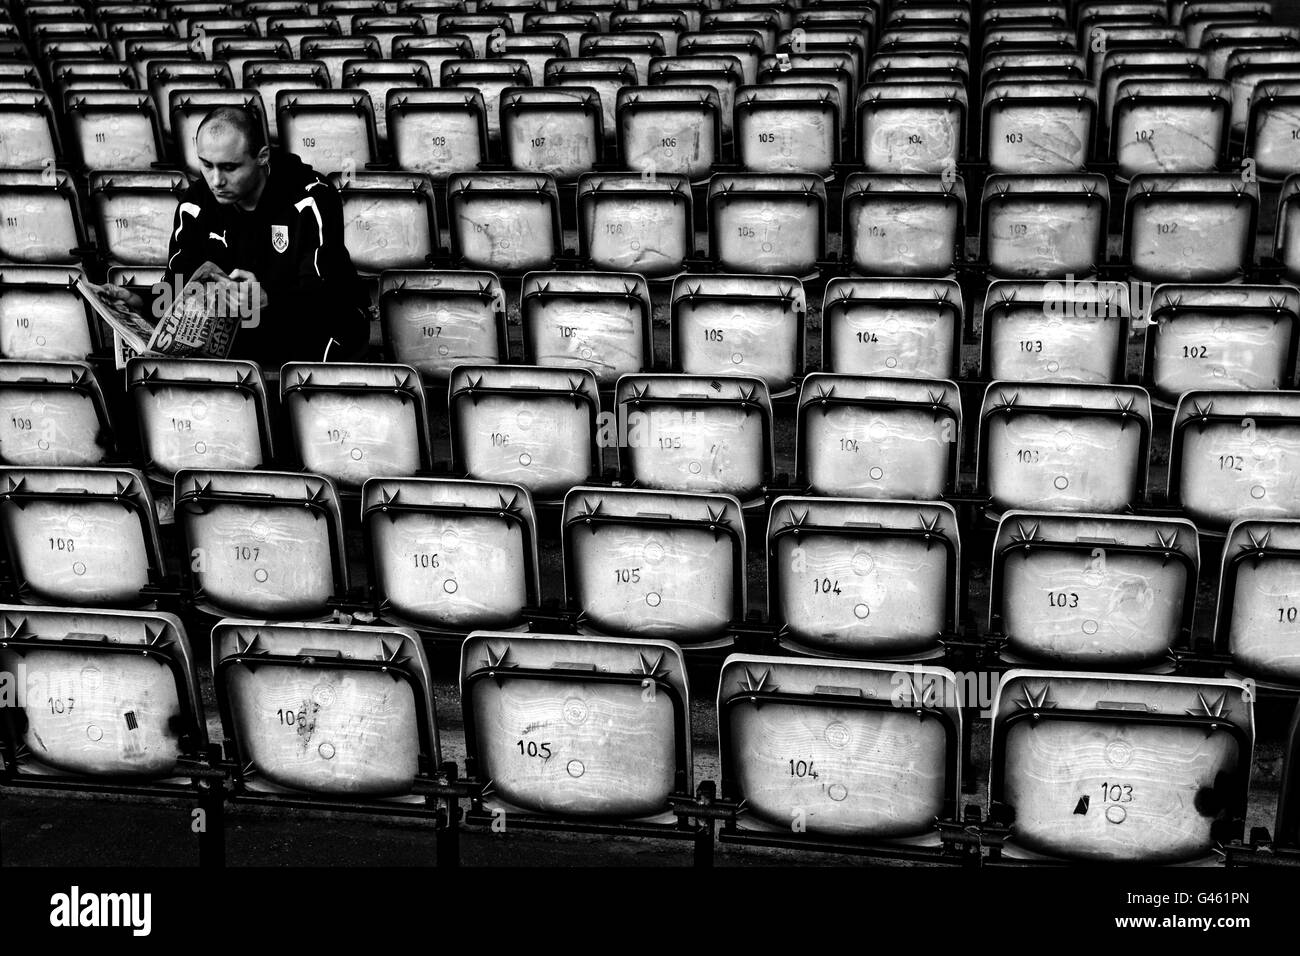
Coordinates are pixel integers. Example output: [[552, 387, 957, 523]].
[[196, 123, 267, 207]]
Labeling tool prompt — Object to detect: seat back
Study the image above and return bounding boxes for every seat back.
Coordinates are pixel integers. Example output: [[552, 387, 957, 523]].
[[1124, 173, 1258, 283], [615, 84, 721, 181], [1216, 518, 1300, 687], [0, 360, 112, 467], [561, 485, 746, 643], [821, 276, 962, 380], [445, 173, 561, 273], [379, 269, 506, 380], [460, 630, 691, 818], [981, 173, 1110, 278], [982, 279, 1130, 384], [520, 271, 651, 387], [329, 169, 439, 274], [0, 265, 96, 361], [842, 173, 965, 277], [707, 172, 827, 276], [87, 170, 188, 268], [577, 172, 693, 277]]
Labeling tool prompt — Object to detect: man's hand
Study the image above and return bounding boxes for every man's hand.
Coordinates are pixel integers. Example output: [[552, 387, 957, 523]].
[[92, 282, 145, 314], [228, 269, 269, 314]]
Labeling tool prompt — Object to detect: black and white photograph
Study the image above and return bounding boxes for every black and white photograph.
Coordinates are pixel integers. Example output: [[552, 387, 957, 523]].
[[1, 0, 1299, 941]]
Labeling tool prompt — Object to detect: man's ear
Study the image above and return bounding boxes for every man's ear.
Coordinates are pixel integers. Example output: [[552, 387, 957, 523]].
[[256, 145, 271, 169]]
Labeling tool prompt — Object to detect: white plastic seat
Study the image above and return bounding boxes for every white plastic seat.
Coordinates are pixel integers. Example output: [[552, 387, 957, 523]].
[[329, 170, 439, 274], [615, 84, 721, 181], [978, 382, 1153, 515], [460, 630, 691, 818], [733, 82, 840, 176], [363, 477, 539, 634], [379, 269, 506, 381], [669, 273, 804, 396], [175, 468, 348, 619], [500, 86, 603, 180], [448, 364, 600, 503], [820, 277, 962, 380], [578, 172, 693, 277], [520, 271, 651, 388], [1111, 79, 1232, 177], [63, 89, 165, 171], [1169, 390, 1300, 530], [982, 80, 1095, 174], [280, 362, 432, 489], [981, 173, 1109, 279], [767, 496, 961, 659], [0, 265, 96, 361], [87, 170, 188, 268], [707, 172, 826, 277], [718, 654, 962, 840], [841, 173, 964, 277], [797, 373, 961, 500], [856, 81, 967, 173], [275, 88, 378, 175], [990, 670, 1253, 863], [989, 511, 1199, 669], [560, 485, 746, 644], [0, 360, 112, 467], [981, 279, 1130, 384], [446, 173, 561, 274], [0, 466, 162, 607], [1123, 173, 1258, 283]]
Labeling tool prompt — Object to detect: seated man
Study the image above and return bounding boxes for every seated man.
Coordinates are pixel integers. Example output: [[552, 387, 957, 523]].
[[98, 105, 370, 368]]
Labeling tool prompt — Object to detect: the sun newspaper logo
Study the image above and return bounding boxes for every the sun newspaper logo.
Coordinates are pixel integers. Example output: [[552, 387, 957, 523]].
[[49, 886, 152, 937]]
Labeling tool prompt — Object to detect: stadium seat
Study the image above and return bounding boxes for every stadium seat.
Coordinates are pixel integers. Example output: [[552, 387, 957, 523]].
[[124, 39, 201, 91], [1085, 26, 1184, 81], [341, 57, 432, 140], [266, 15, 343, 55], [489, 34, 570, 85], [872, 51, 970, 86], [0, 168, 86, 266], [1110, 79, 1232, 178], [0, 266, 97, 361], [107, 23, 178, 64], [577, 173, 693, 277], [679, 29, 763, 85], [841, 173, 965, 277], [1247, 80, 1300, 181], [520, 271, 651, 388], [448, 365, 600, 503], [982, 51, 1087, 89], [1168, 390, 1300, 530], [1100, 50, 1210, 148], [1215, 518, 1300, 688], [500, 86, 604, 180], [543, 57, 634, 147], [989, 511, 1199, 670], [981, 279, 1130, 384], [433, 13, 512, 59], [612, 10, 687, 55], [717, 654, 962, 841], [796, 373, 961, 500], [856, 81, 967, 174], [212, 38, 293, 82], [777, 26, 869, 85], [352, 15, 426, 57], [379, 269, 506, 380], [185, 17, 258, 60], [615, 84, 722, 181], [280, 362, 432, 489], [127, 357, 274, 486], [459, 630, 692, 819], [0, 361, 112, 467], [1123, 173, 1258, 283], [766, 496, 961, 659], [989, 670, 1253, 863], [386, 89, 486, 183], [733, 83, 840, 177], [475, 0, 545, 33], [978, 382, 1153, 515], [63, 89, 165, 171], [820, 277, 963, 380], [1182, 1, 1272, 48], [648, 54, 743, 141], [87, 170, 188, 268], [560, 485, 747, 644], [392, 33, 474, 85], [275, 88, 378, 175], [1225, 49, 1300, 140], [244, 59, 330, 143], [708, 173, 827, 277], [982, 80, 1095, 174], [582, 32, 666, 85], [445, 173, 561, 274], [171, 90, 271, 178], [1202, 24, 1300, 80], [362, 476, 540, 634], [174, 468, 348, 619], [50, 60, 137, 101], [0, 89, 60, 169], [0, 466, 162, 607], [557, 0, 624, 32], [239, 2, 311, 37], [669, 273, 804, 397], [442, 58, 531, 147], [522, 12, 598, 56], [613, 373, 773, 501], [0, 605, 207, 784], [1144, 283, 1300, 404], [981, 173, 1110, 279], [146, 59, 233, 136], [210, 619, 441, 802], [328, 170, 439, 274], [300, 35, 381, 89], [759, 51, 856, 136], [710, 8, 780, 51]]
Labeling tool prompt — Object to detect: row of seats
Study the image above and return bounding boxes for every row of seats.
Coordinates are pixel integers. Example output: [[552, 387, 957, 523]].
[[11, 267, 1300, 400], [0, 465, 1296, 686], [9, 165, 1300, 284], [6, 355, 1300, 528], [0, 607, 1270, 863]]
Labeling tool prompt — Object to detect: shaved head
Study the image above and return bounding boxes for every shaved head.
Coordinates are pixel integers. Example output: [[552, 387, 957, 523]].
[[195, 106, 270, 210]]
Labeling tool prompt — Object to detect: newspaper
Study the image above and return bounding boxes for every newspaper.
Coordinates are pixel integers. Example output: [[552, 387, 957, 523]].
[[75, 268, 241, 367]]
